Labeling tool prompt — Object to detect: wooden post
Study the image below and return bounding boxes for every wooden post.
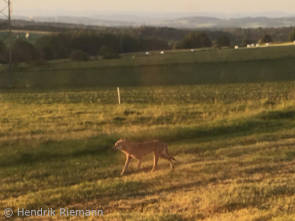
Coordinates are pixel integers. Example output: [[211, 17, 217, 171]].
[[8, 0, 12, 72], [117, 87, 121, 104]]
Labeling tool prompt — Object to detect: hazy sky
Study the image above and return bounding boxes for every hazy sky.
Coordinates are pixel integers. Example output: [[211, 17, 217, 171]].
[[10, 0, 295, 16]]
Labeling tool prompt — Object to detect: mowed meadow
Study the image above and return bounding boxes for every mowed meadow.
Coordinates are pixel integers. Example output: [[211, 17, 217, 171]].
[[2, 45, 295, 89], [2, 82, 295, 220]]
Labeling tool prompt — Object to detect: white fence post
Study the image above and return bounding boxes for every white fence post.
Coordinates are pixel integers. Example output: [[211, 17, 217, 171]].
[[117, 87, 121, 104]]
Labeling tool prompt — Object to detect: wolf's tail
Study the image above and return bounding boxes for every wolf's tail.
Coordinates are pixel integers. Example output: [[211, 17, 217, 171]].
[[170, 156, 177, 161], [163, 146, 177, 161]]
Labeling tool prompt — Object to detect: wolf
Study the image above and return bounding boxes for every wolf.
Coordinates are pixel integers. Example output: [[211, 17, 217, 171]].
[[113, 139, 176, 175]]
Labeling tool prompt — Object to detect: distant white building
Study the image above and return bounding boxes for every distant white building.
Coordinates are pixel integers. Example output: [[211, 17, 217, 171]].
[[25, 32, 30, 39], [190, 49, 195, 52], [145, 51, 150, 55], [160, 51, 165, 55], [234, 45, 239, 49]]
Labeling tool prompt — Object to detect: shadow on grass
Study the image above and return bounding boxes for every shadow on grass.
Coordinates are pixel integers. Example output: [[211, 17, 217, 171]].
[[158, 109, 295, 152], [1, 109, 295, 169], [12, 179, 149, 210], [158, 214, 187, 221], [0, 135, 119, 168]]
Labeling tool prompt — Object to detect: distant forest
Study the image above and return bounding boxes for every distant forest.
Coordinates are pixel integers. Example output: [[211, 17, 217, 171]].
[[0, 19, 294, 63]]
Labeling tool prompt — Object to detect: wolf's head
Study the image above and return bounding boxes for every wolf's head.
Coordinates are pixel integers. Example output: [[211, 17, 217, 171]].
[[113, 138, 126, 150]]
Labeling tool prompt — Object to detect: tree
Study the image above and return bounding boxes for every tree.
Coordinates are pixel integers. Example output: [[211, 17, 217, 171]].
[[70, 50, 89, 61], [241, 39, 255, 47], [289, 29, 295, 41], [216, 35, 231, 48], [178, 32, 212, 49], [12, 39, 38, 63], [260, 34, 273, 43], [99, 46, 120, 59], [0, 40, 8, 63], [36, 34, 69, 60]]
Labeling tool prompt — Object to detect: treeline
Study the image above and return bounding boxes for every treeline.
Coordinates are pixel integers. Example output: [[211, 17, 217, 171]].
[[36, 31, 169, 59], [0, 31, 169, 63], [132, 26, 295, 44], [0, 26, 295, 64]]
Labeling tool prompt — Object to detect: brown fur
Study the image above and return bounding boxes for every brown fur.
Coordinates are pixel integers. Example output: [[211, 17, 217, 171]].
[[113, 139, 176, 175]]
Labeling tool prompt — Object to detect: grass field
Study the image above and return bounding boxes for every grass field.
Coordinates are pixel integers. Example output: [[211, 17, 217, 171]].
[[2, 81, 295, 220], [2, 44, 295, 89]]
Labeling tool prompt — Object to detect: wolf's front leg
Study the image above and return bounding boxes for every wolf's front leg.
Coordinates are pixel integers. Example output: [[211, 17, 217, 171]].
[[121, 155, 131, 175]]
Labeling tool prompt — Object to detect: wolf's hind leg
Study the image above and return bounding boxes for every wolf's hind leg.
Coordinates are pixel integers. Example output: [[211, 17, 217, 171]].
[[169, 160, 175, 169], [152, 153, 159, 172], [137, 159, 142, 169], [160, 152, 175, 170]]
